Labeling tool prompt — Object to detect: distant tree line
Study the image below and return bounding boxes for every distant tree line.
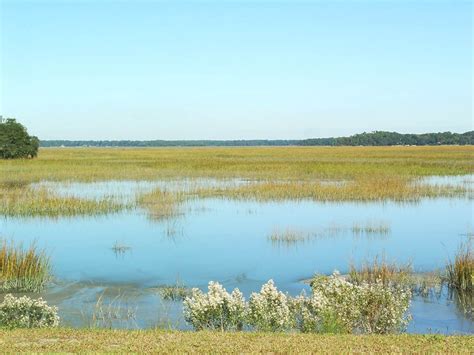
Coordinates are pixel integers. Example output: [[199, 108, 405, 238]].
[[0, 119, 39, 159], [41, 131, 473, 147], [299, 131, 474, 146]]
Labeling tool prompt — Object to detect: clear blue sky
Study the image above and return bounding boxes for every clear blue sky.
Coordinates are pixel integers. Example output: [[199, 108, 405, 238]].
[[0, 0, 472, 140]]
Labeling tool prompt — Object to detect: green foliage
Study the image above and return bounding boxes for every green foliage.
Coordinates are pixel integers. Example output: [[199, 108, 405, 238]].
[[301, 131, 474, 146], [0, 118, 39, 159]]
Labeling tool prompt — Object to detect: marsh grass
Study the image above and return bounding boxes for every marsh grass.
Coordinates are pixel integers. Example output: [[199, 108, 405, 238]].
[[138, 189, 186, 221], [410, 271, 443, 298], [0, 240, 51, 292], [446, 241, 473, 293], [269, 222, 391, 246], [192, 176, 471, 202], [1, 147, 472, 208], [2, 146, 473, 183], [0, 186, 125, 217], [349, 256, 413, 287], [155, 281, 191, 301], [1, 147, 472, 218], [267, 228, 309, 246]]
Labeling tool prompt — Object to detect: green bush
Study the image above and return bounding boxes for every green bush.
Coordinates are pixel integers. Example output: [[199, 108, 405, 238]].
[[0, 118, 39, 159]]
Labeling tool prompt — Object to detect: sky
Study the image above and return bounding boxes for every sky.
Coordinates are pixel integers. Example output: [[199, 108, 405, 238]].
[[0, 0, 472, 140]]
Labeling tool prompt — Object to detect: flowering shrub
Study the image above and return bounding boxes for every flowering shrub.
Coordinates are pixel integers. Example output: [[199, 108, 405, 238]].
[[183, 275, 411, 334], [310, 272, 411, 334], [0, 294, 59, 328], [183, 281, 246, 331], [291, 291, 344, 333], [248, 280, 293, 331]]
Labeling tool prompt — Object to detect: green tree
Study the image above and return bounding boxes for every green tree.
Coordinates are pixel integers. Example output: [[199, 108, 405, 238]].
[[0, 118, 39, 159]]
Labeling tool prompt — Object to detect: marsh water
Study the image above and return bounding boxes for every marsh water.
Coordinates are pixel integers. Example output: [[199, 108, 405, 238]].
[[1, 177, 473, 334]]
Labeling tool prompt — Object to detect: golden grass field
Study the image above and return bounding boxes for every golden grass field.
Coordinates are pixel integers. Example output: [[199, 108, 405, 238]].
[[0, 146, 472, 217], [0, 329, 472, 353], [1, 146, 473, 183]]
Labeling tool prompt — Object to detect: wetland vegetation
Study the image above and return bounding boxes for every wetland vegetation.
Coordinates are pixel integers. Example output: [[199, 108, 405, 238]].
[[0, 147, 472, 339], [0, 146, 472, 218], [0, 241, 50, 293]]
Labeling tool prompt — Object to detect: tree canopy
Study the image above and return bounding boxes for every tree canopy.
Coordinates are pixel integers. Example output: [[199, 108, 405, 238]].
[[0, 119, 39, 159]]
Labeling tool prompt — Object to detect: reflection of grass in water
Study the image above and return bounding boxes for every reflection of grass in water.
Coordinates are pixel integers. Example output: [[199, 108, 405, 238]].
[[351, 221, 391, 236], [0, 185, 126, 217], [111, 242, 131, 256], [0, 240, 51, 292], [163, 220, 185, 239], [449, 288, 473, 320]]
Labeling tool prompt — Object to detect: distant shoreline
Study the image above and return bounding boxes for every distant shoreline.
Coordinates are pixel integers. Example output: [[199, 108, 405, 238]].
[[40, 130, 474, 147]]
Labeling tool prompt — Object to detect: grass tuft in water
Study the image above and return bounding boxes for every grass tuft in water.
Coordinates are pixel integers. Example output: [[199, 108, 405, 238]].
[[349, 256, 412, 287], [267, 227, 308, 246], [0, 240, 51, 292], [137, 189, 186, 221], [446, 241, 473, 293], [155, 281, 191, 301]]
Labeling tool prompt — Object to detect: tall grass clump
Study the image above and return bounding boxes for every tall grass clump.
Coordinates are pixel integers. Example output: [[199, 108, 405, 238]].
[[0, 240, 51, 292], [349, 256, 412, 287], [446, 241, 473, 293]]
